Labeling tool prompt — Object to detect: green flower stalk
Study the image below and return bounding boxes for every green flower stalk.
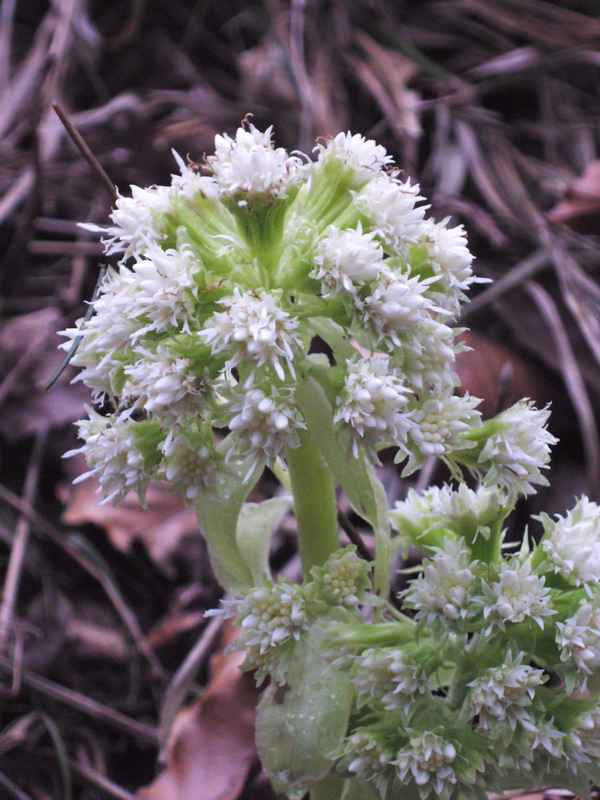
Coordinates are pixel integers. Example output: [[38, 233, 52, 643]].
[[61, 121, 600, 800]]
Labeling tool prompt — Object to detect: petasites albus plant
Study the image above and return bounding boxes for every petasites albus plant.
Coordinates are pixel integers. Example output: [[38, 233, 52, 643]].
[[61, 121, 600, 800]]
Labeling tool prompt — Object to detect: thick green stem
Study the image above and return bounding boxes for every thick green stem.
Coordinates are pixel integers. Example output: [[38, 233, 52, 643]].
[[285, 427, 340, 576]]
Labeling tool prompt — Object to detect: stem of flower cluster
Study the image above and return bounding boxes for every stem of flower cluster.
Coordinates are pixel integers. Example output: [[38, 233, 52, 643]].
[[285, 427, 340, 576]]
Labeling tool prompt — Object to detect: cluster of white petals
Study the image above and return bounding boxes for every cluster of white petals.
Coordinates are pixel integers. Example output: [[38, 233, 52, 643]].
[[541, 497, 600, 589], [480, 400, 557, 495], [393, 732, 457, 799], [556, 600, 600, 677], [363, 274, 440, 345], [200, 289, 300, 379], [467, 655, 546, 730], [400, 321, 460, 392], [401, 538, 478, 627], [100, 184, 172, 256], [67, 409, 152, 504], [207, 123, 303, 201], [317, 131, 394, 184], [226, 581, 307, 651], [317, 549, 367, 608], [162, 431, 216, 498], [228, 387, 305, 464], [422, 218, 476, 312], [129, 244, 199, 335], [567, 706, 600, 763], [482, 561, 554, 631], [355, 175, 427, 250], [352, 649, 432, 711], [334, 358, 413, 456], [312, 224, 384, 295], [346, 731, 393, 778], [409, 392, 480, 458], [122, 346, 201, 419]]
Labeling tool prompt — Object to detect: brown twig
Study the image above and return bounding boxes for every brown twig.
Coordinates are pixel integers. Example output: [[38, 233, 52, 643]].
[[337, 509, 372, 561], [0, 770, 33, 800], [52, 103, 118, 203], [0, 482, 165, 679], [158, 613, 224, 751], [0, 656, 158, 745], [0, 426, 48, 654]]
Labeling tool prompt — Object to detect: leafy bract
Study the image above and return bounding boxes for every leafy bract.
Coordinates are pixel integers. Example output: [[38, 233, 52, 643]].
[[256, 616, 353, 799]]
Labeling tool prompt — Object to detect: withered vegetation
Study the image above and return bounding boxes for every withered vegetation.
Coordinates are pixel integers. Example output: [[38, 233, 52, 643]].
[[1, 1, 599, 797]]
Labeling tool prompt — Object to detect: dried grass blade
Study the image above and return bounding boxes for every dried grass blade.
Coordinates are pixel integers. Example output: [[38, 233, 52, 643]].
[[526, 281, 600, 494]]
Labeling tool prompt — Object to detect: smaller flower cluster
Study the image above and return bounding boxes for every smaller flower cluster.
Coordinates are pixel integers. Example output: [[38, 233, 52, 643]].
[[219, 547, 371, 683], [322, 489, 600, 800]]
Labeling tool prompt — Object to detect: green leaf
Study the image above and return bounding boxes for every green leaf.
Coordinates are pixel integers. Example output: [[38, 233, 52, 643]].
[[307, 317, 355, 362], [295, 374, 391, 597], [194, 456, 262, 593], [340, 777, 381, 800], [256, 616, 353, 800], [236, 497, 292, 585], [581, 761, 600, 788]]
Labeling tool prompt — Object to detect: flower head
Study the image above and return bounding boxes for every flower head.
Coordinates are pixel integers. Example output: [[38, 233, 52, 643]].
[[393, 731, 458, 800], [540, 497, 600, 589], [352, 648, 432, 711], [312, 224, 385, 295], [481, 560, 554, 631], [400, 538, 478, 628], [308, 547, 372, 608], [557, 600, 600, 678], [467, 653, 546, 731], [362, 274, 441, 345], [122, 345, 203, 420], [199, 289, 300, 380], [479, 400, 557, 496], [101, 184, 171, 256], [162, 423, 217, 499], [316, 132, 394, 185], [66, 409, 162, 505], [404, 392, 481, 473], [228, 385, 305, 466], [334, 358, 413, 457], [206, 123, 302, 202], [355, 175, 427, 251]]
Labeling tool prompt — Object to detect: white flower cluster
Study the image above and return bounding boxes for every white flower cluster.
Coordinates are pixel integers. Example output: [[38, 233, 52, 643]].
[[478, 400, 557, 496], [351, 648, 432, 711], [199, 289, 301, 380], [401, 538, 478, 628], [467, 653, 546, 731], [207, 123, 303, 202], [540, 497, 600, 589], [557, 600, 600, 679], [481, 560, 554, 632], [64, 121, 558, 505], [393, 732, 458, 800]]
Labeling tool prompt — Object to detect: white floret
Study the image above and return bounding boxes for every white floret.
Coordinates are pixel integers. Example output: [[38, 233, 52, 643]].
[[480, 400, 557, 496], [312, 223, 386, 296], [199, 289, 300, 380], [206, 123, 302, 201], [541, 497, 600, 589], [334, 358, 414, 456]]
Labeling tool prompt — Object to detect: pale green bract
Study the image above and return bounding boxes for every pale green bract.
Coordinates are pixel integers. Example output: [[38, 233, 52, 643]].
[[61, 122, 600, 800]]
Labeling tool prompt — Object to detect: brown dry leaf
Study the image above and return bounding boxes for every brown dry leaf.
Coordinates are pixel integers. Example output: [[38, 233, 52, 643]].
[[455, 331, 554, 419], [60, 456, 199, 571], [547, 160, 600, 233], [137, 623, 258, 800]]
